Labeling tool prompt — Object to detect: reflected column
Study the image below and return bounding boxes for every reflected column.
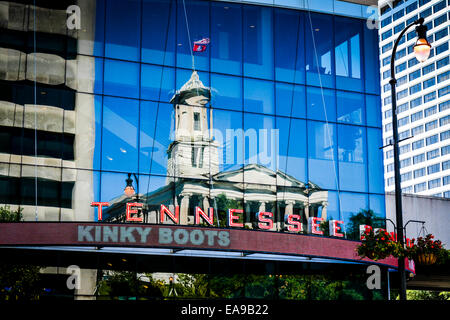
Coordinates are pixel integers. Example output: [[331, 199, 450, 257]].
[[180, 193, 191, 225]]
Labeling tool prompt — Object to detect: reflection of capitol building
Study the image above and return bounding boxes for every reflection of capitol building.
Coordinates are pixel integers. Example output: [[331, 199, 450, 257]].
[[0, 1, 97, 221], [106, 71, 328, 230]]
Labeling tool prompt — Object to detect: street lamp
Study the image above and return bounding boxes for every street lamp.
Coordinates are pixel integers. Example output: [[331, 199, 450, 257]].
[[124, 173, 136, 197], [389, 17, 430, 301]]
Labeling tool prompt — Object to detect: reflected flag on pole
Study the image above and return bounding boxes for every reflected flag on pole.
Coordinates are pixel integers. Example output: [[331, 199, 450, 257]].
[[193, 38, 210, 52]]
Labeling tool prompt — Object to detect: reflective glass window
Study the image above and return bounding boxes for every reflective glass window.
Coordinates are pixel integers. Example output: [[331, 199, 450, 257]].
[[139, 102, 173, 176], [275, 83, 306, 118], [306, 87, 336, 122], [367, 128, 384, 194], [141, 64, 175, 102], [336, 91, 365, 125], [274, 9, 305, 84], [243, 5, 274, 79], [211, 2, 242, 75], [104, 59, 139, 99], [102, 96, 139, 172], [142, 0, 176, 66], [338, 125, 367, 192], [307, 121, 338, 190], [277, 117, 307, 184], [177, 0, 210, 71], [305, 13, 334, 88], [211, 73, 243, 112], [335, 17, 363, 92], [244, 78, 274, 115], [105, 0, 141, 61]]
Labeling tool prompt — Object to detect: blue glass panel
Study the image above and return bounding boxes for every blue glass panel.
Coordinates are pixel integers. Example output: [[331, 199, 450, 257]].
[[306, 87, 336, 122], [141, 64, 175, 102], [177, 0, 210, 71], [211, 73, 242, 111], [243, 5, 274, 79], [100, 172, 131, 205], [105, 0, 141, 61], [275, 83, 306, 118], [274, 8, 305, 84], [364, 26, 381, 94], [366, 94, 382, 127], [211, 2, 242, 75], [369, 194, 386, 220], [367, 128, 385, 194], [244, 78, 274, 115], [102, 96, 139, 172], [139, 102, 174, 176], [93, 95, 103, 171], [243, 113, 276, 173], [307, 121, 338, 190], [104, 59, 139, 99], [277, 117, 307, 184], [336, 91, 365, 125], [334, 17, 363, 92], [324, 191, 340, 221], [340, 192, 369, 238], [305, 13, 334, 88], [213, 109, 243, 173], [142, 0, 176, 66], [338, 124, 367, 192]]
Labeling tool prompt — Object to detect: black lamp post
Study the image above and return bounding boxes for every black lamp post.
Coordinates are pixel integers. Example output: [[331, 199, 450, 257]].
[[388, 17, 431, 301]]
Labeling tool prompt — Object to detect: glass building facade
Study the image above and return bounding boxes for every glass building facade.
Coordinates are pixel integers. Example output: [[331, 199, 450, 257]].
[[0, 0, 384, 238]]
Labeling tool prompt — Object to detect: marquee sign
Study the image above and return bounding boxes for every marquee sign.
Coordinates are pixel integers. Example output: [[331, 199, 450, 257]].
[[0, 222, 415, 274], [91, 202, 344, 237]]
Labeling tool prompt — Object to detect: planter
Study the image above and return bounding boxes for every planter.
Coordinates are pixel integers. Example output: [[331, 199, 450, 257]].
[[416, 253, 437, 266]]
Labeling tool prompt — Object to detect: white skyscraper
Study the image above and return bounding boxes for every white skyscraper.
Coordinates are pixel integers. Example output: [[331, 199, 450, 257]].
[[379, 0, 449, 197]]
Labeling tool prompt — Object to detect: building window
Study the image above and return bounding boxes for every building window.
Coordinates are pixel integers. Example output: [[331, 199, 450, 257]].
[[412, 139, 424, 150], [441, 130, 450, 141], [409, 83, 421, 95], [410, 97, 422, 108], [413, 153, 425, 164], [414, 168, 426, 178], [191, 146, 204, 168], [439, 101, 450, 112], [434, 28, 448, 41], [399, 144, 410, 155], [433, 13, 447, 28], [427, 163, 441, 175], [398, 102, 409, 113], [443, 159, 450, 170], [386, 149, 394, 159], [443, 176, 450, 186], [409, 69, 421, 81], [408, 57, 419, 68], [435, 42, 448, 56], [425, 120, 438, 132], [406, 2, 418, 14], [193, 112, 201, 131], [433, 0, 446, 13], [399, 130, 410, 140], [411, 125, 424, 136], [424, 105, 437, 117], [424, 91, 436, 103], [427, 148, 440, 160], [437, 70, 450, 83], [401, 171, 412, 182], [438, 85, 449, 98], [440, 115, 450, 127], [423, 77, 435, 90], [437, 56, 449, 69], [422, 63, 435, 76], [428, 178, 441, 189], [400, 158, 411, 168], [382, 29, 392, 41], [426, 134, 439, 145], [414, 182, 426, 193], [398, 116, 409, 127]]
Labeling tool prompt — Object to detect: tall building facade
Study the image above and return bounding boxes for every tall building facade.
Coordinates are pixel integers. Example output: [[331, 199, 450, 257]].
[[379, 0, 449, 198], [0, 0, 384, 236]]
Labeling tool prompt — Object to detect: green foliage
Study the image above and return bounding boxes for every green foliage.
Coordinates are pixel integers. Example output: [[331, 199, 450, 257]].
[[0, 264, 42, 300], [97, 271, 164, 299], [347, 209, 385, 240], [0, 206, 42, 300], [357, 228, 402, 261], [0, 206, 23, 222], [406, 290, 450, 300], [215, 193, 243, 227]]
